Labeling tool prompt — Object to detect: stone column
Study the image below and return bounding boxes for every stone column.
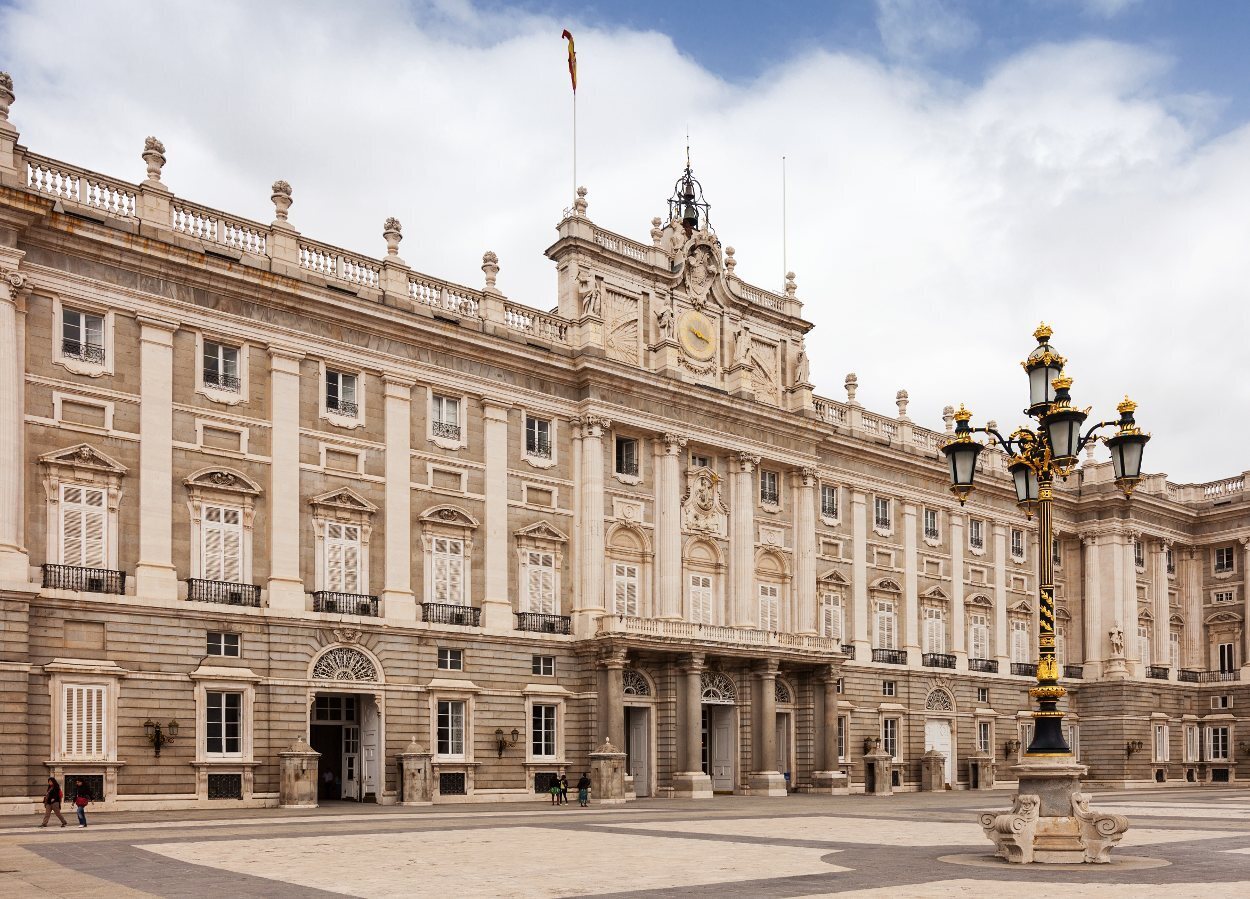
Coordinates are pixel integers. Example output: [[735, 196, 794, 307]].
[[731, 453, 759, 628], [134, 316, 179, 597], [267, 347, 306, 611], [1242, 537, 1250, 671], [673, 653, 712, 798], [851, 491, 869, 656], [597, 647, 627, 751], [990, 522, 1007, 669], [481, 401, 513, 632], [902, 503, 920, 662], [810, 665, 848, 793], [654, 434, 686, 619], [749, 659, 787, 795], [0, 262, 28, 582], [1119, 532, 1139, 675], [1080, 534, 1102, 677], [1183, 547, 1203, 669], [573, 414, 610, 634], [950, 512, 972, 666], [793, 467, 818, 634], [381, 377, 416, 621], [1151, 538, 1169, 668]]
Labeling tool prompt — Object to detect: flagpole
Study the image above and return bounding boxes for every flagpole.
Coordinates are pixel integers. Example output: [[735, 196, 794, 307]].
[[782, 155, 788, 282], [573, 89, 577, 202]]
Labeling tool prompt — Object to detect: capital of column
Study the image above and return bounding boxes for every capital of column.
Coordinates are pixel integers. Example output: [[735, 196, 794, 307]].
[[0, 266, 25, 302], [1239, 535, 1250, 548], [991, 521, 1006, 537], [598, 646, 629, 669], [734, 452, 760, 473], [382, 374, 416, 397], [1078, 531, 1097, 547], [575, 414, 611, 439], [660, 433, 688, 454], [754, 658, 780, 677], [267, 344, 305, 373], [818, 662, 842, 683], [948, 509, 966, 527], [136, 314, 179, 343], [482, 399, 511, 422], [678, 652, 706, 674], [796, 466, 817, 487]]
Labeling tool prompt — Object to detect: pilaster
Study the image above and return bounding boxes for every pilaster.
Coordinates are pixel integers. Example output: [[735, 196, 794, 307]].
[[134, 316, 178, 598], [1151, 537, 1169, 668], [793, 467, 817, 634], [654, 434, 686, 619], [573, 414, 610, 635], [1080, 534, 1102, 678], [902, 503, 920, 661], [1183, 546, 1203, 669], [597, 647, 628, 752], [381, 377, 417, 621], [266, 346, 306, 611], [851, 491, 869, 656], [731, 453, 758, 628], [481, 401, 514, 633], [1242, 537, 1250, 671], [0, 259, 28, 582]]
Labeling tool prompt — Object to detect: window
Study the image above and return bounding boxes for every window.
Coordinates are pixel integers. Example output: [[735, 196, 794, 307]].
[[1010, 528, 1024, 559], [613, 563, 640, 616], [1212, 695, 1231, 710], [1056, 626, 1066, 668], [1134, 540, 1145, 569], [759, 470, 780, 506], [525, 416, 551, 458], [438, 648, 464, 671], [820, 593, 843, 641], [874, 496, 891, 530], [882, 718, 899, 759], [206, 632, 240, 657], [1169, 632, 1180, 670], [882, 680, 896, 697], [691, 453, 711, 469], [61, 307, 105, 363], [325, 522, 362, 593], [532, 704, 558, 758], [689, 574, 713, 624], [432, 394, 461, 441], [923, 607, 946, 654], [1218, 642, 1236, 673], [201, 504, 243, 583], [325, 369, 358, 417], [205, 691, 242, 756], [615, 437, 639, 477], [969, 519, 985, 550], [1153, 723, 1170, 762], [969, 611, 990, 661], [1138, 626, 1150, 669], [1166, 547, 1175, 574], [531, 655, 555, 677], [1065, 724, 1080, 760], [524, 551, 556, 613], [1052, 538, 1061, 566], [1214, 590, 1235, 604], [62, 684, 105, 759], [875, 600, 897, 649], [59, 484, 107, 568], [1010, 619, 1030, 663], [977, 721, 992, 754], [758, 583, 780, 631], [437, 700, 465, 757], [432, 536, 465, 605], [314, 695, 357, 722], [1207, 726, 1231, 761], [821, 484, 839, 519], [923, 508, 939, 540], [1215, 547, 1234, 573], [1184, 724, 1199, 762], [837, 715, 848, 762], [203, 341, 241, 392], [1019, 722, 1034, 757], [836, 678, 844, 694], [976, 687, 989, 705]]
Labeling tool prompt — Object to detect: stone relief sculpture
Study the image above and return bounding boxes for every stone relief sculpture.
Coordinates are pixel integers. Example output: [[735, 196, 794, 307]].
[[1108, 626, 1124, 657], [655, 292, 674, 341], [604, 289, 640, 364], [732, 322, 752, 367], [794, 339, 810, 385], [579, 273, 603, 317], [681, 467, 729, 537]]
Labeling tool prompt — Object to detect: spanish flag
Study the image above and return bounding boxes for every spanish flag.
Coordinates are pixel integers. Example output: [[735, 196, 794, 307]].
[[561, 29, 577, 92]]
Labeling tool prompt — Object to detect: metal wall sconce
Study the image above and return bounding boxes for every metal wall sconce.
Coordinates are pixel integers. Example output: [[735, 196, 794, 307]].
[[494, 727, 520, 758], [1125, 740, 1145, 757], [144, 718, 179, 756], [1004, 739, 1021, 756]]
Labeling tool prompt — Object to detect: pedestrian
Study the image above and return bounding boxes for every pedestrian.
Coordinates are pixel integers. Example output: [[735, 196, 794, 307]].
[[71, 777, 92, 828], [558, 771, 569, 806], [40, 777, 67, 827], [548, 777, 560, 806], [576, 772, 591, 808]]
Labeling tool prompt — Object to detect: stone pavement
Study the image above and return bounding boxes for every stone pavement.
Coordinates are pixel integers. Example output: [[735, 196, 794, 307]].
[[2, 788, 1249, 897]]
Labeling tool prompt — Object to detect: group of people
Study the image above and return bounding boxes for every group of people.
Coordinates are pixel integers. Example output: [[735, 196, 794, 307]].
[[40, 776, 92, 828], [548, 771, 593, 808]]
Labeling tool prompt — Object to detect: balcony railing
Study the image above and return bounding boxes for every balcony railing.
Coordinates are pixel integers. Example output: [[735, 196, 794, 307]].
[[61, 339, 106, 364], [616, 461, 640, 477], [203, 371, 241, 392], [432, 421, 461, 441], [313, 591, 378, 616], [968, 658, 998, 673], [922, 652, 956, 669], [1146, 665, 1171, 680], [42, 564, 125, 595], [327, 398, 358, 418], [822, 502, 839, 519], [187, 578, 261, 607], [526, 438, 552, 459], [970, 536, 985, 550], [1010, 662, 1038, 677], [516, 612, 571, 635], [924, 527, 940, 540], [1177, 669, 1200, 683], [1063, 664, 1084, 680], [422, 603, 481, 627], [597, 616, 846, 654], [760, 489, 780, 506], [840, 643, 856, 658], [872, 648, 907, 665], [1198, 670, 1241, 682]]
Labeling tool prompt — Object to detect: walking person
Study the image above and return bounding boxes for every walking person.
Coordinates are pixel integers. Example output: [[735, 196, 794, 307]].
[[71, 777, 92, 828], [558, 771, 569, 806], [40, 777, 67, 827], [548, 777, 560, 806], [576, 772, 591, 808]]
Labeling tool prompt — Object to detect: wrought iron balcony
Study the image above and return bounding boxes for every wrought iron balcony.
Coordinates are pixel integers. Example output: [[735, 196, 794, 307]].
[[822, 502, 839, 519], [922, 652, 956, 669], [760, 488, 780, 506], [313, 591, 378, 616], [840, 643, 856, 658], [874, 515, 891, 530], [1063, 664, 1084, 680], [42, 564, 125, 595], [432, 420, 461, 441], [616, 460, 640, 477], [61, 339, 105, 364], [187, 578, 261, 607], [871, 648, 907, 665], [1146, 665, 1171, 680], [203, 371, 241, 392], [968, 658, 998, 673], [327, 398, 358, 417], [969, 535, 985, 550], [1010, 662, 1038, 677], [526, 437, 552, 459], [515, 612, 571, 635], [924, 527, 940, 540], [1198, 670, 1241, 682], [422, 603, 481, 627], [1177, 669, 1200, 683]]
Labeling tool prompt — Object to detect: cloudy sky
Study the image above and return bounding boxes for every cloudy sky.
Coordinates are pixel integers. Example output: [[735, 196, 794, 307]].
[[2, 0, 1246, 483]]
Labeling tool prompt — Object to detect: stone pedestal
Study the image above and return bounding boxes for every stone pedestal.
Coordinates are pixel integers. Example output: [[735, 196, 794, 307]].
[[921, 749, 946, 792], [672, 771, 714, 799], [589, 738, 629, 805], [726, 363, 753, 399], [968, 750, 996, 790], [865, 742, 894, 795], [747, 772, 789, 796], [806, 770, 850, 794], [980, 757, 1129, 864], [278, 736, 320, 809], [397, 738, 433, 806], [1104, 654, 1129, 680], [650, 339, 682, 378]]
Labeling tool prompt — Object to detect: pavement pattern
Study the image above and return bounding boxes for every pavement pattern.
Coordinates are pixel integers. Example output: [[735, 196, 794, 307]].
[[1, 787, 1249, 897]]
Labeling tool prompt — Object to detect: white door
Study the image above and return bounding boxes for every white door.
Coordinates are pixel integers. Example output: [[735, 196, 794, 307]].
[[627, 708, 650, 797], [361, 700, 380, 799], [342, 725, 360, 799], [775, 712, 792, 784], [711, 707, 734, 791], [924, 719, 953, 785]]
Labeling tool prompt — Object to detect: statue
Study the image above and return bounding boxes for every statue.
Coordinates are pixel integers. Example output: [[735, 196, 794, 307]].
[[794, 339, 810, 384], [1108, 626, 1124, 658], [579, 273, 602, 318], [732, 322, 752, 367], [655, 293, 674, 340]]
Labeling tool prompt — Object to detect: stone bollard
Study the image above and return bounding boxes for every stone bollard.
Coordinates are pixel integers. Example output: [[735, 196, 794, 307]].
[[864, 739, 893, 796], [921, 749, 946, 791], [589, 737, 629, 805], [968, 750, 996, 790], [397, 738, 433, 805], [278, 736, 321, 808]]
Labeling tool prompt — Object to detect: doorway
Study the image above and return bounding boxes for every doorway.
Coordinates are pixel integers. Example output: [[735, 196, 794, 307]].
[[775, 711, 793, 787], [310, 693, 380, 801], [701, 705, 736, 792], [924, 718, 953, 786], [625, 706, 651, 797]]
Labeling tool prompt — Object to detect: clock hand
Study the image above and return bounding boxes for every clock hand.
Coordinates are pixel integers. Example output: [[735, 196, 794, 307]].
[[691, 327, 708, 342]]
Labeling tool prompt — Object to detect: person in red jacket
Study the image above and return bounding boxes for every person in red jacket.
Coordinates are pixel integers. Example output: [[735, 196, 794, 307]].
[[40, 777, 67, 827]]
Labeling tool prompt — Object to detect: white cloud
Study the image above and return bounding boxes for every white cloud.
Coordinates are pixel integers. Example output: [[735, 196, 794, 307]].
[[1072, 0, 1144, 19], [0, 0, 1245, 483], [875, 0, 980, 61]]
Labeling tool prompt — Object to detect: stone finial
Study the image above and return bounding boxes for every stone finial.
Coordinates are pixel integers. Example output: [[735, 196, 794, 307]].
[[784, 271, 797, 298], [271, 180, 293, 223], [896, 389, 909, 420], [287, 735, 313, 753], [1084, 442, 1096, 462], [482, 250, 500, 292], [594, 736, 617, 753], [141, 136, 166, 185], [987, 419, 997, 433], [942, 404, 955, 433], [844, 372, 859, 405], [724, 246, 736, 274], [383, 217, 403, 256], [0, 72, 13, 123], [573, 185, 588, 216], [402, 736, 426, 754], [650, 216, 663, 246]]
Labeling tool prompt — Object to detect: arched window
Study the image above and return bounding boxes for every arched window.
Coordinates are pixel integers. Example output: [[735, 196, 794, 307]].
[[700, 671, 737, 704], [622, 668, 652, 697], [607, 524, 651, 617], [312, 647, 378, 682]]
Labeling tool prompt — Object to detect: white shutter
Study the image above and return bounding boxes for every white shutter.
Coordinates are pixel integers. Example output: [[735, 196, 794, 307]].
[[690, 574, 712, 624], [613, 564, 638, 616], [1011, 620, 1030, 662], [63, 684, 105, 759], [970, 613, 989, 660], [202, 504, 244, 582], [527, 552, 555, 613], [876, 602, 896, 649], [325, 523, 362, 593], [433, 537, 465, 604], [758, 584, 779, 631], [1169, 632, 1180, 670], [924, 608, 945, 653], [821, 593, 842, 641], [61, 484, 107, 567], [1055, 626, 1066, 668], [1138, 626, 1150, 668]]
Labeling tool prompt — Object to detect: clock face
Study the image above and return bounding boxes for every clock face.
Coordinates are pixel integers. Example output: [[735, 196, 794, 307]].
[[677, 310, 716, 362]]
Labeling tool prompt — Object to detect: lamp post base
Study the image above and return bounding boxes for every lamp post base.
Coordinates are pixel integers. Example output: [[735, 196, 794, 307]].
[[979, 757, 1129, 864]]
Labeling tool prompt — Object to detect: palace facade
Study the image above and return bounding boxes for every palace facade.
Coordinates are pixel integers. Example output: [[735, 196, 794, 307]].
[[0, 73, 1246, 811]]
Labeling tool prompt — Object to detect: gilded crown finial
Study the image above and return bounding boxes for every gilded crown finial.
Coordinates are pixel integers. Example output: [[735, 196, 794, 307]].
[[1052, 372, 1073, 391], [954, 404, 972, 422], [1117, 395, 1137, 415], [1033, 322, 1053, 342]]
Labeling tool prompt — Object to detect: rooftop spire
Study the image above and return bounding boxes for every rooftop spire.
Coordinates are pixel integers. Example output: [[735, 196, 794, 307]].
[[667, 143, 711, 236]]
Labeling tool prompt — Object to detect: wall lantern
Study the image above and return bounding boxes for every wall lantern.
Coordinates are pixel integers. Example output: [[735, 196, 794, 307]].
[[144, 718, 179, 756], [495, 727, 520, 757]]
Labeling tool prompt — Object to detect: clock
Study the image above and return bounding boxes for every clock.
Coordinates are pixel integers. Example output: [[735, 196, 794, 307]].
[[677, 310, 716, 362]]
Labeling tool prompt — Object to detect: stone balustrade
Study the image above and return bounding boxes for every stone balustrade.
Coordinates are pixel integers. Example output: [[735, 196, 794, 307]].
[[597, 614, 847, 656]]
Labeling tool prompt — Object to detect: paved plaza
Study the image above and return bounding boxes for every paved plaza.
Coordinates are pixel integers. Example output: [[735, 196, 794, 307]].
[[2, 788, 1249, 897]]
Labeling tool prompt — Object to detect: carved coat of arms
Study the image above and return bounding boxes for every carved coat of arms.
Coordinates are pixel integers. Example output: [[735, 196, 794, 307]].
[[683, 238, 722, 307], [681, 466, 728, 537]]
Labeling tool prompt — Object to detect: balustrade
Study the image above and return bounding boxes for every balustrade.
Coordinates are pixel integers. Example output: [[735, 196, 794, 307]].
[[42, 564, 126, 595]]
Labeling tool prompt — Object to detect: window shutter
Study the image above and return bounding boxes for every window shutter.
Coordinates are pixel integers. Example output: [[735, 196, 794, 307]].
[[1055, 627, 1066, 668], [61, 484, 107, 568], [63, 684, 105, 759], [343, 528, 360, 594], [613, 564, 638, 617], [1169, 633, 1180, 669], [758, 584, 779, 631], [1138, 626, 1150, 667], [876, 603, 896, 649], [690, 574, 712, 624], [822, 594, 842, 641]]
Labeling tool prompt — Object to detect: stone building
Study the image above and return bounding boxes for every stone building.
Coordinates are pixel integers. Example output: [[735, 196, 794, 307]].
[[0, 74, 1246, 811]]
